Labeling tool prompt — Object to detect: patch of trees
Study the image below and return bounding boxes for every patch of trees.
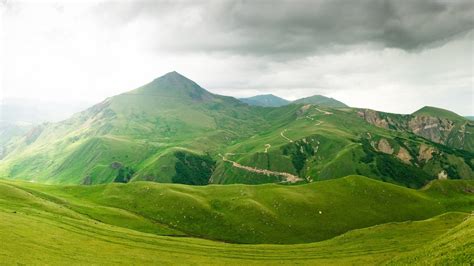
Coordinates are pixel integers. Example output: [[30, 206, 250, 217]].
[[360, 138, 376, 163], [172, 151, 216, 185], [282, 140, 315, 174], [114, 166, 135, 183], [375, 155, 432, 188]]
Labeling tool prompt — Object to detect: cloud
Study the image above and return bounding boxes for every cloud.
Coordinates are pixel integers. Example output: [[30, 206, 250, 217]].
[[1, 0, 473, 116], [95, 0, 474, 57]]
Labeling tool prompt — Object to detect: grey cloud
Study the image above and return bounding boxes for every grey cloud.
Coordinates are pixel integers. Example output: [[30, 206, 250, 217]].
[[94, 0, 474, 57]]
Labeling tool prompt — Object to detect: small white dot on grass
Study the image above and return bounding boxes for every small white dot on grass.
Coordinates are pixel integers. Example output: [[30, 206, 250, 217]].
[[319, 211, 322, 214]]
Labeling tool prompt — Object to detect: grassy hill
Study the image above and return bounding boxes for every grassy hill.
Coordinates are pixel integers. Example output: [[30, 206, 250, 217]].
[[240, 94, 290, 107], [292, 95, 348, 107], [238, 94, 348, 108], [214, 105, 473, 186], [1, 176, 473, 244], [387, 213, 473, 265], [413, 106, 466, 121], [0, 72, 472, 186], [0, 176, 472, 264]]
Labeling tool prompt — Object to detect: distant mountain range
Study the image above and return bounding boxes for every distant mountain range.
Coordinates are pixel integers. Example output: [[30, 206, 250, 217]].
[[239, 94, 290, 107], [239, 94, 348, 108], [0, 71, 472, 187]]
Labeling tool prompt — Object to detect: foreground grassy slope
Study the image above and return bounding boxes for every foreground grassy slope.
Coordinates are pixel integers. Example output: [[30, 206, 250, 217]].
[[387, 213, 473, 265], [2, 176, 473, 244], [0, 188, 471, 265]]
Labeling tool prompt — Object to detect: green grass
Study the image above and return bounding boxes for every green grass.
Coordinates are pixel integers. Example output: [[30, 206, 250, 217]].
[[2, 175, 473, 244], [1, 72, 472, 186], [0, 177, 472, 264], [387, 213, 474, 265], [413, 106, 466, 121]]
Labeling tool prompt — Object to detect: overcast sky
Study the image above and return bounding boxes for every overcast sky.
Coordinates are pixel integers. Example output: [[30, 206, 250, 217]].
[[1, 0, 473, 115]]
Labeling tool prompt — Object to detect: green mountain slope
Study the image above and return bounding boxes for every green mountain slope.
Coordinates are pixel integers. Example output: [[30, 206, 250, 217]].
[[292, 95, 348, 107], [413, 106, 466, 121], [0, 177, 472, 264], [0, 72, 472, 187], [240, 94, 290, 107], [0, 72, 273, 184], [215, 105, 473, 187], [359, 108, 474, 152], [388, 214, 474, 265]]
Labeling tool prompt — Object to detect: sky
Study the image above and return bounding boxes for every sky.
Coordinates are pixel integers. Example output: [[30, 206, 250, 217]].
[[1, 0, 473, 115]]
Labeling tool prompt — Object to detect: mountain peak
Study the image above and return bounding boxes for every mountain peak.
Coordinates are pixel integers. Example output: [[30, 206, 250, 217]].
[[156, 71, 190, 82], [412, 106, 465, 121], [126, 71, 214, 102], [240, 94, 290, 107], [292, 95, 348, 108]]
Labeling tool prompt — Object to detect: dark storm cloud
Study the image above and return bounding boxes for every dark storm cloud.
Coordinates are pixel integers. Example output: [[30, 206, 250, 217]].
[[95, 0, 474, 57]]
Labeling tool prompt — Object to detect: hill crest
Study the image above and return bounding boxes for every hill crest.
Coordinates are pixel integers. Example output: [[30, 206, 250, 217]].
[[412, 106, 465, 121]]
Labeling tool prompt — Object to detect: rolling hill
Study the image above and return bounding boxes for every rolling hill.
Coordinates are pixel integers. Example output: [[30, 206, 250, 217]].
[[0, 72, 472, 187], [239, 93, 348, 108], [240, 94, 290, 107], [0, 176, 472, 264], [292, 94, 348, 107]]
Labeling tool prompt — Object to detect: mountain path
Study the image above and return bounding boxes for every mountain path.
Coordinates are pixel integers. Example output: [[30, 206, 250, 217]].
[[264, 144, 271, 153], [314, 107, 333, 115], [219, 154, 303, 183], [280, 129, 293, 143]]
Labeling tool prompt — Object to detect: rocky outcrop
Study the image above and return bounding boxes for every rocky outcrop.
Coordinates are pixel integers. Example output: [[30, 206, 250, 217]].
[[407, 116, 454, 144], [438, 170, 448, 180], [358, 109, 389, 129], [358, 109, 473, 152], [377, 139, 393, 154], [396, 147, 412, 164], [418, 144, 436, 162]]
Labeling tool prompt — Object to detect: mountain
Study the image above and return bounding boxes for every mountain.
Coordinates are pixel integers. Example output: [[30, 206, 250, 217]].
[[239, 94, 349, 108], [292, 95, 348, 107], [0, 72, 472, 187], [239, 94, 290, 107], [413, 106, 466, 121], [466, 116, 474, 121], [0, 72, 271, 184], [359, 107, 473, 151]]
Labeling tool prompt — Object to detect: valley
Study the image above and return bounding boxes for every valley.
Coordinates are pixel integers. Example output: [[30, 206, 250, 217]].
[[0, 72, 473, 264], [3, 1, 473, 264], [1, 72, 472, 187]]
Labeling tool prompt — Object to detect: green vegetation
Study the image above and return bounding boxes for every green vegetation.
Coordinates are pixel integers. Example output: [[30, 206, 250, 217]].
[[1, 176, 473, 244], [172, 151, 215, 185], [0, 72, 472, 187], [292, 94, 349, 107], [239, 94, 290, 107], [413, 106, 466, 121], [0, 177, 472, 264], [387, 214, 474, 265]]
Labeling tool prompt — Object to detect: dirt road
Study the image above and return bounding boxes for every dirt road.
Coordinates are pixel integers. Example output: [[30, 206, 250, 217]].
[[219, 154, 303, 183]]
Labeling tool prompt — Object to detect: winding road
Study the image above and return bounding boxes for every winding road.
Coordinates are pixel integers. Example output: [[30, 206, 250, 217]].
[[314, 107, 333, 115], [280, 129, 293, 143], [219, 154, 303, 183]]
